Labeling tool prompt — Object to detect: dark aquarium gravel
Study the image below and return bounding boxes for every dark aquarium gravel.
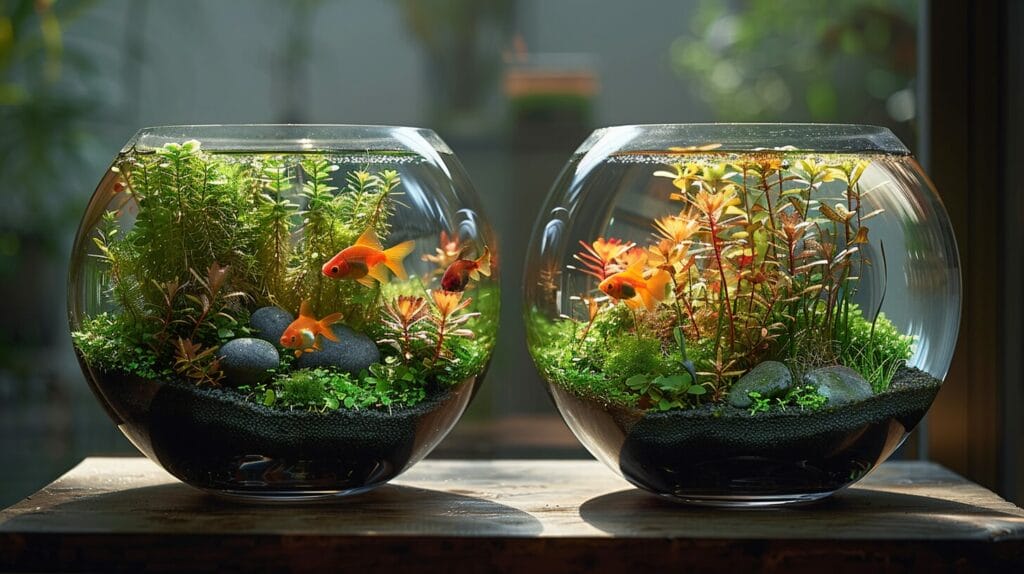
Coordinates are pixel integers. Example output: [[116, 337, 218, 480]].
[[146, 379, 472, 495], [618, 367, 941, 498]]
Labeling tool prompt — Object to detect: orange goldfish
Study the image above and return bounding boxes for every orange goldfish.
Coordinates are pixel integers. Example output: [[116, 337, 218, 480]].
[[321, 227, 416, 287], [598, 258, 671, 311], [440, 247, 492, 292], [280, 300, 344, 357]]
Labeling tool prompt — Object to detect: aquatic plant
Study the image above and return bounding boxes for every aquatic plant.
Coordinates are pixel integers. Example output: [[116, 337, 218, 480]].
[[537, 152, 915, 412], [748, 385, 828, 415], [253, 157, 299, 305], [602, 337, 663, 379], [72, 139, 497, 413], [379, 295, 432, 363], [428, 289, 479, 363], [290, 162, 400, 325], [173, 338, 224, 386], [252, 362, 430, 412], [71, 313, 169, 380]]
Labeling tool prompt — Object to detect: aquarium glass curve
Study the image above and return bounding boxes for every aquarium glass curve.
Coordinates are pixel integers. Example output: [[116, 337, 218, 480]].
[[524, 123, 960, 506], [69, 125, 498, 500]]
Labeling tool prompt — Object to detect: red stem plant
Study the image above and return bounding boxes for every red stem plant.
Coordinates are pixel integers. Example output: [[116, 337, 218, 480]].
[[380, 295, 431, 363], [429, 290, 479, 363]]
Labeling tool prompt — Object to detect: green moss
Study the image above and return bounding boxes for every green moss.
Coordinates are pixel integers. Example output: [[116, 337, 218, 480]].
[[438, 332, 492, 385], [527, 310, 637, 407], [254, 361, 431, 412], [278, 369, 327, 405], [603, 337, 664, 379], [71, 313, 170, 380]]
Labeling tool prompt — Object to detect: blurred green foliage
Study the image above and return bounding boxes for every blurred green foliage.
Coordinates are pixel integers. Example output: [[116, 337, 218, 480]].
[[0, 0, 100, 256], [671, 0, 917, 142]]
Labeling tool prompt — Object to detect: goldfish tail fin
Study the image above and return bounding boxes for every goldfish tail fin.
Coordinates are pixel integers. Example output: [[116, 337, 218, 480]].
[[623, 257, 647, 279], [320, 312, 343, 327], [383, 240, 415, 280], [318, 317, 342, 343], [633, 284, 654, 311], [299, 300, 314, 318], [355, 226, 383, 251], [475, 247, 492, 278], [645, 270, 672, 307], [367, 264, 389, 285]]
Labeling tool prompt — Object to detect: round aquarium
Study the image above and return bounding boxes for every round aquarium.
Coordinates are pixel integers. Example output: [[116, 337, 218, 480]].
[[524, 124, 960, 506], [69, 125, 498, 500]]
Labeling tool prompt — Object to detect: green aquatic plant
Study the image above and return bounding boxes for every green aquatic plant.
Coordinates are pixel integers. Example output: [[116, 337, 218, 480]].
[[747, 391, 771, 415], [116, 140, 255, 303], [292, 156, 340, 313], [290, 165, 401, 327], [71, 313, 169, 380], [748, 385, 828, 415], [253, 157, 299, 306], [627, 372, 706, 411], [91, 211, 144, 321], [361, 359, 430, 408], [252, 362, 429, 412], [840, 307, 913, 392], [74, 140, 494, 411], [603, 337, 663, 379]]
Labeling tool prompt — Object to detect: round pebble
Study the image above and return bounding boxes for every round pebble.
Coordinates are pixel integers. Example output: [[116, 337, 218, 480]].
[[728, 360, 793, 408], [250, 306, 295, 345], [803, 365, 873, 406], [219, 337, 280, 387], [295, 325, 381, 375]]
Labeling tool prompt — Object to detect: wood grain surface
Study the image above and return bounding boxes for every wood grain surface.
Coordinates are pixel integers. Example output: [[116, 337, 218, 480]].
[[1, 458, 1022, 573]]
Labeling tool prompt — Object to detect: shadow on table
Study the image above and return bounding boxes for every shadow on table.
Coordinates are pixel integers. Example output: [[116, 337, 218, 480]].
[[3, 481, 544, 536], [579, 487, 1024, 538]]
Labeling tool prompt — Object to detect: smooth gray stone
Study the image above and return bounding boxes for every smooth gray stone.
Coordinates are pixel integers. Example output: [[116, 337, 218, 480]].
[[728, 361, 794, 408], [250, 306, 294, 345], [803, 365, 874, 406], [219, 337, 280, 387], [294, 325, 381, 376]]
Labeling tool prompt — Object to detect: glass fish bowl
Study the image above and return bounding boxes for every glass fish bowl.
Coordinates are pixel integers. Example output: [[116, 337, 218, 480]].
[[524, 124, 960, 506], [69, 125, 498, 500]]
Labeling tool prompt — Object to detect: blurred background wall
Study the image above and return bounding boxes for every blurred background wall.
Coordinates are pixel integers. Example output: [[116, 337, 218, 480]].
[[2, 0, 1017, 507]]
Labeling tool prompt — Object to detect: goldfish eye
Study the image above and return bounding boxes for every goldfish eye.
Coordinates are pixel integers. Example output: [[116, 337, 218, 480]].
[[331, 266, 339, 274]]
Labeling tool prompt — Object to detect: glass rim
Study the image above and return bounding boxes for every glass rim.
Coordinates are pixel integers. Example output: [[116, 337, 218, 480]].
[[121, 124, 448, 154], [582, 122, 911, 155]]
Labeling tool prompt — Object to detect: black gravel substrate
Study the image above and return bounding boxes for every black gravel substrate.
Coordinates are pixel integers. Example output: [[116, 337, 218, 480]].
[[143, 380, 466, 494], [618, 366, 942, 497]]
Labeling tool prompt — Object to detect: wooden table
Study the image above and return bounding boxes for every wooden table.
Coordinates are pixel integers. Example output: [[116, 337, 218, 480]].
[[1, 458, 1022, 573]]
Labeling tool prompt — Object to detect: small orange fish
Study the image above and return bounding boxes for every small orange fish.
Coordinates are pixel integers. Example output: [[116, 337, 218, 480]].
[[598, 258, 671, 311], [280, 300, 344, 357], [322, 227, 416, 287], [440, 247, 492, 292]]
